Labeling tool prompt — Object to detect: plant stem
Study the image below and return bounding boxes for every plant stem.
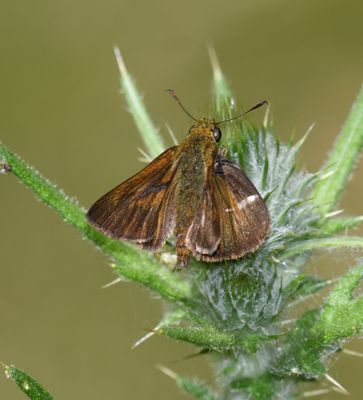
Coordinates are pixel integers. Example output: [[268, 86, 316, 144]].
[[313, 85, 363, 214]]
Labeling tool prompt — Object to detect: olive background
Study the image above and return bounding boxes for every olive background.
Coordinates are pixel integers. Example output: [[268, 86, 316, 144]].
[[1, 1, 363, 399]]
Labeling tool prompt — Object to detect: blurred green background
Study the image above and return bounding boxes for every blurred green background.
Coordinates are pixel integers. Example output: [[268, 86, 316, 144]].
[[1, 0, 363, 398]]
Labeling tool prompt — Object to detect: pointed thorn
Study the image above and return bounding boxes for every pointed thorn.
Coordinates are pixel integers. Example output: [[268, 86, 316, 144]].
[[165, 123, 178, 145], [304, 122, 316, 138], [114, 46, 128, 77], [302, 388, 331, 397], [132, 330, 157, 350], [325, 277, 340, 286], [295, 122, 315, 150], [137, 147, 152, 162], [343, 348, 363, 358], [280, 318, 297, 325], [207, 44, 223, 81], [324, 209, 344, 218], [157, 365, 178, 380], [102, 277, 123, 289], [263, 103, 271, 128], [319, 170, 335, 181], [324, 374, 349, 395]]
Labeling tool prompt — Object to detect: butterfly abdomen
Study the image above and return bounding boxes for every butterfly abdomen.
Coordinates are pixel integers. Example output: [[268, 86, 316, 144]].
[[173, 136, 217, 268]]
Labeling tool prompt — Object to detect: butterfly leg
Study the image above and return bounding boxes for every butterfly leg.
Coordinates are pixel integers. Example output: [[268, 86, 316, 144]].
[[175, 234, 191, 270], [174, 248, 190, 270]]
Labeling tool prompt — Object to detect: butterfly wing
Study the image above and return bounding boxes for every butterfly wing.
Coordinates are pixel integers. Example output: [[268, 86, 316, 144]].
[[87, 146, 179, 250], [186, 154, 270, 262], [185, 188, 221, 256]]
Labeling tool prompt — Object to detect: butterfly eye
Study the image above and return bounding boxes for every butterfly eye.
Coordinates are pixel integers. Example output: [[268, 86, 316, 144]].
[[213, 127, 222, 142]]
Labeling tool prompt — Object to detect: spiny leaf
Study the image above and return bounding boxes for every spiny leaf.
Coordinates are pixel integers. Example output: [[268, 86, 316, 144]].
[[319, 263, 363, 342], [313, 85, 363, 215], [4, 364, 53, 400], [321, 215, 363, 234], [229, 375, 275, 400], [160, 322, 279, 354], [114, 47, 165, 158], [272, 264, 363, 380], [159, 366, 217, 400], [281, 236, 363, 259], [208, 45, 234, 119], [283, 274, 327, 301]]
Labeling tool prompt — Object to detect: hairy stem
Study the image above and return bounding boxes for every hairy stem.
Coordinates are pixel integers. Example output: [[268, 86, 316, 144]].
[[313, 85, 363, 214]]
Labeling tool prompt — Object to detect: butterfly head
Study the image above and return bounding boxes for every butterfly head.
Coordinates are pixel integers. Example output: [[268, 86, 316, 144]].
[[189, 119, 222, 143], [166, 89, 267, 145]]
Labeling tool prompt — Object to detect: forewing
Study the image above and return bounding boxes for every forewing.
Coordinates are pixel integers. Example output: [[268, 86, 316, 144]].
[[188, 155, 270, 262], [87, 146, 178, 250]]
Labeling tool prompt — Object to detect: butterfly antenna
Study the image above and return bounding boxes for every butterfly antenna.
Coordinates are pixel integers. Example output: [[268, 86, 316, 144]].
[[217, 100, 268, 124], [166, 89, 197, 121]]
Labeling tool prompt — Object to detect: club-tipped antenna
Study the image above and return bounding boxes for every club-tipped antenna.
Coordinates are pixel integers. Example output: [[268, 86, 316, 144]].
[[217, 100, 268, 124], [166, 89, 197, 121]]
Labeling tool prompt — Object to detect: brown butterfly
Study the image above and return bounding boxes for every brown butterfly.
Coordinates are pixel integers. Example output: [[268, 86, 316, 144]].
[[87, 91, 270, 269]]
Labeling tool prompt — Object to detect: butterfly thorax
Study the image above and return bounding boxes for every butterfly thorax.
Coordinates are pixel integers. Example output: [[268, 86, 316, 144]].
[[173, 124, 218, 267]]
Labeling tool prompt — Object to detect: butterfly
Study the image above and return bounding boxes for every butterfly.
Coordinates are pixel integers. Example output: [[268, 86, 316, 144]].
[[87, 91, 270, 269]]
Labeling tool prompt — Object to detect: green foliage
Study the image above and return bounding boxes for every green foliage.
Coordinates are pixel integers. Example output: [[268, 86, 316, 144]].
[[313, 85, 363, 215], [319, 263, 363, 342], [4, 364, 53, 400], [273, 264, 363, 380], [1, 52, 363, 399], [114, 47, 165, 158], [159, 366, 217, 400], [208, 46, 233, 119]]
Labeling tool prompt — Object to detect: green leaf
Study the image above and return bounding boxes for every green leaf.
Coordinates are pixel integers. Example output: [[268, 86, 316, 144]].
[[321, 215, 363, 234], [114, 47, 165, 158], [177, 377, 217, 400], [160, 322, 279, 354], [319, 263, 363, 342], [313, 85, 363, 215], [273, 264, 363, 380], [281, 236, 363, 259], [159, 366, 217, 400], [229, 375, 275, 400], [4, 364, 53, 400], [284, 274, 327, 301], [208, 45, 233, 119], [272, 309, 326, 379]]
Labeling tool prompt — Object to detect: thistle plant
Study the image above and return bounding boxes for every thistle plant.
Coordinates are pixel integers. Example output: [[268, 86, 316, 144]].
[[1, 48, 363, 400]]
